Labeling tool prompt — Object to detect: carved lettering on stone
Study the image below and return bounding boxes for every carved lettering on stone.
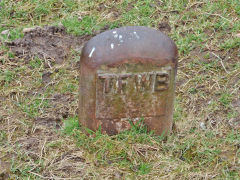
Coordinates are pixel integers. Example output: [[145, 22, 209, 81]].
[[98, 71, 169, 94]]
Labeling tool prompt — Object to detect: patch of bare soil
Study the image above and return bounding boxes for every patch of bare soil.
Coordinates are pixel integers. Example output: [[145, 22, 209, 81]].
[[16, 123, 61, 160], [39, 93, 76, 123], [158, 22, 171, 34], [0, 26, 93, 178], [6, 26, 91, 64], [229, 99, 240, 129], [4, 26, 91, 125], [14, 121, 88, 178], [0, 159, 10, 180], [97, 3, 120, 19]]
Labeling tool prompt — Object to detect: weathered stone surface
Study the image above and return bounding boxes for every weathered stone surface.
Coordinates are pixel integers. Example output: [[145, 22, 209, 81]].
[[79, 26, 178, 135]]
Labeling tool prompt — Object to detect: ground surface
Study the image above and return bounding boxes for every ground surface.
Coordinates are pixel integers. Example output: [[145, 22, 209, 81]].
[[0, 0, 240, 179]]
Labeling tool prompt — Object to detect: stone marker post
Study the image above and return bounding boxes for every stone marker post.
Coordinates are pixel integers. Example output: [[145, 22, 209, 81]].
[[79, 26, 178, 135]]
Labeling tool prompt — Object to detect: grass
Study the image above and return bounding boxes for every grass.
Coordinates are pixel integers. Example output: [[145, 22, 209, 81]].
[[0, 0, 240, 179]]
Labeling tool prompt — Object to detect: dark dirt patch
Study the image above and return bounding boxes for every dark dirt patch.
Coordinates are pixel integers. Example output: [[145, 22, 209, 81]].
[[228, 118, 240, 129], [4, 26, 90, 127], [34, 117, 62, 129], [126, 2, 135, 11], [232, 99, 240, 108], [42, 71, 52, 84], [16, 136, 41, 160], [158, 22, 171, 33], [0, 159, 10, 180], [6, 26, 91, 65], [50, 93, 76, 119], [16, 122, 61, 160], [52, 93, 74, 103], [32, 93, 76, 126], [232, 99, 240, 115]]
